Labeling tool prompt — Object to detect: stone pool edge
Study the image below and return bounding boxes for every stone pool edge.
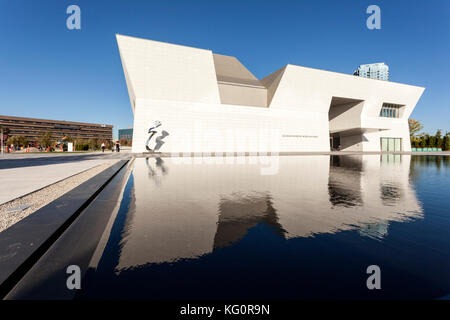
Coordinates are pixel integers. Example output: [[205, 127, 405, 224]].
[[0, 159, 129, 299]]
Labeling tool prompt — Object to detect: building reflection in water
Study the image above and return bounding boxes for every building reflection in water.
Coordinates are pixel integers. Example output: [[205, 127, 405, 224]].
[[109, 154, 423, 271], [214, 192, 285, 248], [328, 156, 363, 208]]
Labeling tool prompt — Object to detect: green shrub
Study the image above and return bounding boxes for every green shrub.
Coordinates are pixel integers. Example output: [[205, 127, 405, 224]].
[[40, 131, 54, 148]]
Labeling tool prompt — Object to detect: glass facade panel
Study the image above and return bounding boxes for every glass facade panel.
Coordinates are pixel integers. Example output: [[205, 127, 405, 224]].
[[395, 138, 401, 151], [379, 103, 402, 118], [119, 128, 134, 141], [388, 138, 395, 151], [381, 138, 388, 151]]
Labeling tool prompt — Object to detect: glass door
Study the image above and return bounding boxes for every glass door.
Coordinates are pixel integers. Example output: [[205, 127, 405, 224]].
[[388, 138, 395, 151], [394, 138, 402, 151], [381, 138, 388, 151], [381, 138, 402, 151]]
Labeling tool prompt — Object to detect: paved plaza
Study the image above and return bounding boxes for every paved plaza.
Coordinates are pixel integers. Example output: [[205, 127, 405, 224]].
[[0, 152, 131, 205]]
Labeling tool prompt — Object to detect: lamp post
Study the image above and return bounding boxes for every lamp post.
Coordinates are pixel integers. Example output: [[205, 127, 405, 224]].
[[1, 128, 3, 157]]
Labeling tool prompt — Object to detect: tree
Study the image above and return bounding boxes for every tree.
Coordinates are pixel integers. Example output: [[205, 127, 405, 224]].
[[428, 134, 436, 148], [5, 135, 27, 147], [435, 130, 443, 149], [419, 134, 427, 148], [120, 138, 128, 146], [75, 139, 89, 151], [412, 126, 450, 150], [88, 138, 99, 150], [444, 132, 450, 151], [17, 135, 28, 147], [408, 118, 423, 138], [40, 131, 54, 148], [6, 136, 17, 146]]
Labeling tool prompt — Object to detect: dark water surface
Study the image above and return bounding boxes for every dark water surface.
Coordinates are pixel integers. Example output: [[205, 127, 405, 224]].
[[77, 155, 450, 299]]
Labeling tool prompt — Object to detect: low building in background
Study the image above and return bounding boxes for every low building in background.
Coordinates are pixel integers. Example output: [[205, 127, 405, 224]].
[[353, 63, 389, 81], [0, 115, 113, 146], [117, 35, 423, 153]]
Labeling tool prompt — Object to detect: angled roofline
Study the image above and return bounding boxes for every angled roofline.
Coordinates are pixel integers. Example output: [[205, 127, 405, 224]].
[[115, 34, 424, 90], [115, 34, 213, 53], [284, 64, 424, 89]]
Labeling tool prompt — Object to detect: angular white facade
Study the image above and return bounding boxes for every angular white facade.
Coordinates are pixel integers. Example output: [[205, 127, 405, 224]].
[[116, 34, 425, 153]]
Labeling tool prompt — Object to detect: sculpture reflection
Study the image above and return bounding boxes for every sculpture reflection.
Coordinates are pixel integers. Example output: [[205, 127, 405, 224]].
[[145, 157, 168, 186]]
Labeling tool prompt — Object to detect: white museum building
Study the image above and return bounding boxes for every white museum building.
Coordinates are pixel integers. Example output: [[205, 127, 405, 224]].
[[116, 34, 425, 154]]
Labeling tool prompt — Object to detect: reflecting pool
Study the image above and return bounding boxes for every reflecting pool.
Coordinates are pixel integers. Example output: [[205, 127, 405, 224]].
[[78, 155, 450, 299]]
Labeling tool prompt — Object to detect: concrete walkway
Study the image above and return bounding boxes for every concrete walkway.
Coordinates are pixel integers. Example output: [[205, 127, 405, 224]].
[[0, 160, 108, 205], [0, 152, 132, 205]]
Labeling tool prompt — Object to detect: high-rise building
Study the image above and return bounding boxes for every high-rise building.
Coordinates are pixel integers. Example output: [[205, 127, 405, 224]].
[[353, 63, 389, 81]]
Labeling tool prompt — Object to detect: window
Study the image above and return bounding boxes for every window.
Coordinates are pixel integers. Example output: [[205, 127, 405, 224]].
[[379, 103, 402, 118]]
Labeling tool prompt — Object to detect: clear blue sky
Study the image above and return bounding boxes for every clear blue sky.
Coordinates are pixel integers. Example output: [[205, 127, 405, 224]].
[[1, 0, 449, 138]]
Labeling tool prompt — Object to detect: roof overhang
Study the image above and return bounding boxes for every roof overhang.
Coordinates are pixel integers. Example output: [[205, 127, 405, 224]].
[[330, 127, 389, 137]]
